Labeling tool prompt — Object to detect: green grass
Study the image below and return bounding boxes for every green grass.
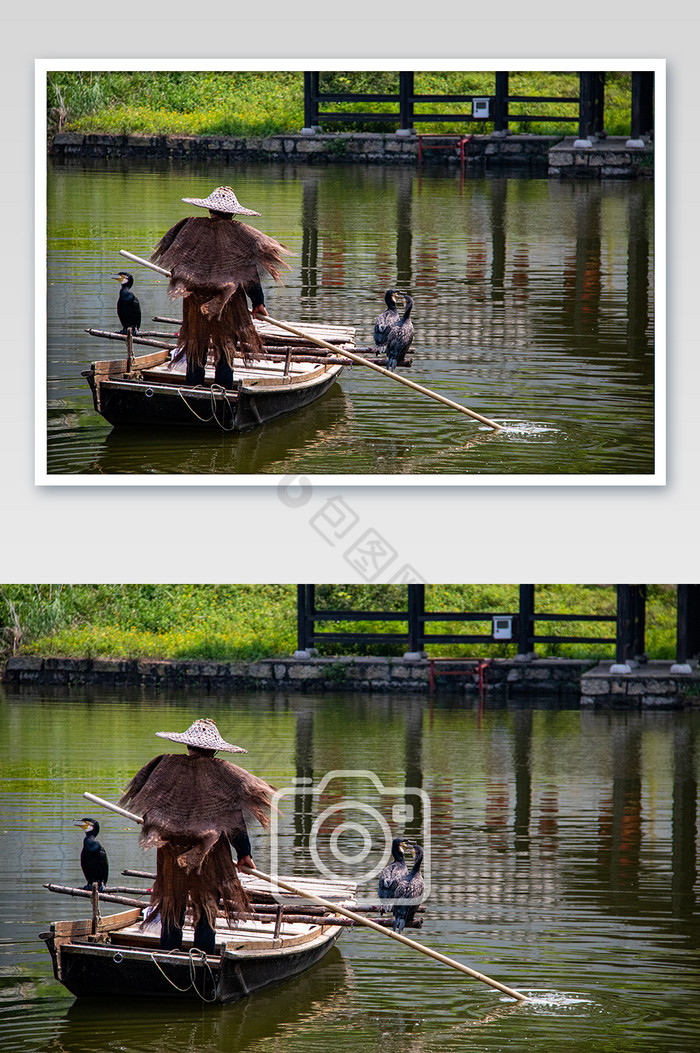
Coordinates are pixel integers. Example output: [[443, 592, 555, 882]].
[[46, 71, 635, 139], [0, 585, 679, 663]]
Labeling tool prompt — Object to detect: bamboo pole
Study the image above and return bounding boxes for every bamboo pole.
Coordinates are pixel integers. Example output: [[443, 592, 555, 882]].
[[83, 792, 143, 824], [44, 883, 147, 909], [119, 249, 502, 431], [242, 867, 528, 1001], [260, 316, 503, 431], [85, 328, 176, 351]]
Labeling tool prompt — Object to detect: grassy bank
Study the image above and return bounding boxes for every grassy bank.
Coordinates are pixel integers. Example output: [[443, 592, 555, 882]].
[[46, 71, 635, 139], [0, 585, 678, 663]]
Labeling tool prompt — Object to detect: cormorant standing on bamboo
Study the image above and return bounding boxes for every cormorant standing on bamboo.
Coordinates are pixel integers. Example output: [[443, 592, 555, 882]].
[[119, 718, 275, 956], [378, 837, 409, 910], [73, 817, 109, 891], [150, 185, 292, 390], [373, 289, 400, 348], [392, 842, 424, 932], [386, 293, 414, 372], [111, 272, 141, 334]]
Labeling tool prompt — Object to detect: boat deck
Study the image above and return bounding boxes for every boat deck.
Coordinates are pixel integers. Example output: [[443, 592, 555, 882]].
[[147, 354, 325, 386]]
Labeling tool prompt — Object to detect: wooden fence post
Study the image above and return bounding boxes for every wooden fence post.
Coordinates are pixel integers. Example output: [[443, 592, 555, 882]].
[[303, 72, 319, 129], [616, 585, 646, 664], [297, 584, 315, 652], [399, 71, 414, 130], [578, 71, 606, 139], [494, 72, 509, 132], [407, 584, 425, 653], [631, 71, 654, 139], [518, 585, 535, 655], [677, 585, 700, 663]]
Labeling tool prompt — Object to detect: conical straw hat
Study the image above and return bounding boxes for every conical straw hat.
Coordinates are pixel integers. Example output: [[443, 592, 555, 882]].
[[155, 718, 248, 753], [181, 185, 261, 216]]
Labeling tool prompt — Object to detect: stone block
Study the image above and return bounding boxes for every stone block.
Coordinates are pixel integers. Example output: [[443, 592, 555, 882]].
[[6, 655, 44, 672], [287, 663, 323, 680], [579, 678, 610, 695], [390, 665, 412, 679], [641, 694, 682, 708], [296, 139, 328, 153], [248, 662, 274, 679]]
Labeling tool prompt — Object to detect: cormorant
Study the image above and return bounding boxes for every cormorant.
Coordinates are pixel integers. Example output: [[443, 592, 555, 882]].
[[378, 837, 409, 910], [392, 842, 424, 932], [373, 290, 400, 348], [74, 817, 109, 890], [111, 271, 141, 334], [385, 293, 414, 372]]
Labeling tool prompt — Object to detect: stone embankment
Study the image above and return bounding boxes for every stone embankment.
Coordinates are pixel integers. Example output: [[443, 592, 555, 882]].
[[50, 132, 653, 179], [4, 655, 695, 707]]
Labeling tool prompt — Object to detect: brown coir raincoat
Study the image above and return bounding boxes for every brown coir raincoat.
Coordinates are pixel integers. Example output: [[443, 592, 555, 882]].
[[119, 752, 275, 931]]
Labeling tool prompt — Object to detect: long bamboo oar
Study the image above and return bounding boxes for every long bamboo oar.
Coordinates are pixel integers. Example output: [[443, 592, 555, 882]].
[[84, 791, 528, 1001], [84, 791, 143, 824], [241, 866, 528, 1001], [119, 248, 502, 431]]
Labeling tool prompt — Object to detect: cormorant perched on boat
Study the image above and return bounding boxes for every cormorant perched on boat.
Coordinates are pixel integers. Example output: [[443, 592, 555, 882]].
[[74, 817, 109, 891], [111, 271, 141, 334], [392, 842, 424, 932], [378, 837, 409, 910], [373, 289, 400, 348], [385, 293, 414, 372]]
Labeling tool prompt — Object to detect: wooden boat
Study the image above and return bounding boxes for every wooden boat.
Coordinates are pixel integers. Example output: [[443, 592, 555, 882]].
[[82, 319, 356, 432], [41, 872, 357, 1005]]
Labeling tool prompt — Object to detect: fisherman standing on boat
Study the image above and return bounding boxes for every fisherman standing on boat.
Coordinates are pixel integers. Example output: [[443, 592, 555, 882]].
[[119, 718, 275, 955], [151, 185, 292, 389]]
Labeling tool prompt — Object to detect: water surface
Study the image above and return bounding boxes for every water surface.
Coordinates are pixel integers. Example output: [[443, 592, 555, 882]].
[[1, 688, 697, 1051], [45, 160, 656, 477]]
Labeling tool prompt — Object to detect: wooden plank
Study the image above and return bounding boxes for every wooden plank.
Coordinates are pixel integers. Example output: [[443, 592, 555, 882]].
[[91, 350, 170, 376], [52, 908, 142, 938]]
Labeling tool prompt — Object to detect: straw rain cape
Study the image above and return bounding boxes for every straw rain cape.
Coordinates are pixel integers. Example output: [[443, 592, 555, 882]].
[[151, 216, 293, 367], [119, 753, 275, 929]]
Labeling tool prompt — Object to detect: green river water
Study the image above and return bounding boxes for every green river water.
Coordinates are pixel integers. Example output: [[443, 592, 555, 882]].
[[45, 160, 655, 478]]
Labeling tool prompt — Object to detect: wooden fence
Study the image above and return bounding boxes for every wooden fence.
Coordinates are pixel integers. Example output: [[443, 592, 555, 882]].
[[303, 72, 654, 139], [297, 585, 700, 662]]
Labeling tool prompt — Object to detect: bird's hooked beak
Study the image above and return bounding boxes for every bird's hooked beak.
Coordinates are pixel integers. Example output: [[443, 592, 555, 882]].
[[110, 273, 127, 284], [73, 820, 90, 830], [401, 839, 414, 857]]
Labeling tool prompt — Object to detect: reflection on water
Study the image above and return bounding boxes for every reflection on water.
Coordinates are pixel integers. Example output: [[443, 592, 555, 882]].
[[1, 688, 697, 1052], [45, 160, 655, 477]]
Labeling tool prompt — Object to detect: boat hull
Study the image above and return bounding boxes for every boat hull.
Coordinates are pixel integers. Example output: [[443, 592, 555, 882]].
[[87, 366, 343, 431], [83, 324, 354, 432], [50, 926, 343, 1004]]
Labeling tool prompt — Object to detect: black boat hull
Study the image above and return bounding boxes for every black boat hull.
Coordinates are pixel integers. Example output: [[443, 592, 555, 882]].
[[48, 926, 343, 1004]]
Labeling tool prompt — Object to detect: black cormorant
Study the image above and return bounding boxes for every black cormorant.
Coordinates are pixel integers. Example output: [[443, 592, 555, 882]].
[[74, 817, 109, 890], [111, 272, 141, 334], [385, 293, 414, 372], [378, 837, 409, 909], [392, 842, 424, 932], [373, 290, 400, 347]]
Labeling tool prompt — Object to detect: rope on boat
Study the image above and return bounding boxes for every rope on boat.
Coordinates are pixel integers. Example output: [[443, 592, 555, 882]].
[[176, 384, 237, 432], [149, 947, 218, 1003]]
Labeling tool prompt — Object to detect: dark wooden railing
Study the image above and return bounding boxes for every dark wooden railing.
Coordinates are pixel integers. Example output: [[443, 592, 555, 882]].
[[303, 71, 655, 139], [297, 585, 699, 662]]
